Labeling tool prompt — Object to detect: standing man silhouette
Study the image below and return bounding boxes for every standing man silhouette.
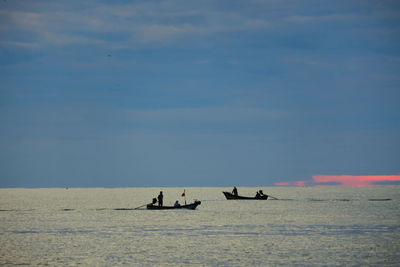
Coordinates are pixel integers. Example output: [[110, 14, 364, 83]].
[[157, 191, 163, 207], [232, 187, 238, 196]]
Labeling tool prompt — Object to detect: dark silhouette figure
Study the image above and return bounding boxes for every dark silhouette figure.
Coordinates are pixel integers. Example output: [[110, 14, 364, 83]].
[[174, 200, 180, 207], [157, 191, 163, 207], [232, 187, 238, 196], [255, 191, 261, 198], [259, 190, 265, 196]]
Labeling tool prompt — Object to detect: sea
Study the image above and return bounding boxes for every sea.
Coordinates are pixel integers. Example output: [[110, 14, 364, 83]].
[[0, 187, 399, 266]]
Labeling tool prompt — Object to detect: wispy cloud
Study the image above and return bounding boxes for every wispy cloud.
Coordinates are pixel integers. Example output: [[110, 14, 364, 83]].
[[0, 1, 272, 49], [123, 107, 289, 129], [1, 0, 395, 51]]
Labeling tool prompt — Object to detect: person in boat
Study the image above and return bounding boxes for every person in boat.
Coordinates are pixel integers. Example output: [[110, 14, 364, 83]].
[[174, 200, 180, 207], [255, 191, 261, 198], [259, 190, 265, 196], [157, 191, 163, 207], [232, 187, 238, 196]]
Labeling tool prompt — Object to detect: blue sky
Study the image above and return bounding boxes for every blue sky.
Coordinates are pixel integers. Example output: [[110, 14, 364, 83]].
[[0, 0, 399, 187]]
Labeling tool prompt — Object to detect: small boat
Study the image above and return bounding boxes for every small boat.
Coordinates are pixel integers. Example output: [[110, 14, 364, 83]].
[[146, 200, 201, 210], [222, 191, 268, 200]]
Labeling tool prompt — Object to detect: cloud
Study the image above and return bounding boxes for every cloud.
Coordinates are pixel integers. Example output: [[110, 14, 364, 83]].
[[283, 14, 361, 24], [313, 175, 400, 187], [122, 106, 290, 131], [274, 175, 400, 187], [0, 1, 272, 49], [282, 56, 323, 66], [0, 41, 39, 49], [1, 0, 396, 51]]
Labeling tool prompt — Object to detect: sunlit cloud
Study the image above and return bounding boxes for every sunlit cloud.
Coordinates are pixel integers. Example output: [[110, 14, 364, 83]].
[[313, 175, 400, 187], [274, 175, 400, 187]]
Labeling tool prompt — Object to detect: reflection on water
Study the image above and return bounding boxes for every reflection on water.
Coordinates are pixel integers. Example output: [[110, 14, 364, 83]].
[[0, 187, 399, 266]]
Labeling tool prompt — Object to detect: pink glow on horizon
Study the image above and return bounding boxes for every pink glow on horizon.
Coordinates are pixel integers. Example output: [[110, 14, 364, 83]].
[[274, 182, 291, 186], [313, 175, 400, 187], [274, 175, 400, 187], [294, 181, 306, 186]]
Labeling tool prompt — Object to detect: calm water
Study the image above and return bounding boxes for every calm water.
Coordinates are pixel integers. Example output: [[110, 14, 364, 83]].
[[0, 187, 399, 266]]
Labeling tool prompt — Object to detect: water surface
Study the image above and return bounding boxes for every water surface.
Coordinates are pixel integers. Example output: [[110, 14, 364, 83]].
[[0, 187, 399, 266]]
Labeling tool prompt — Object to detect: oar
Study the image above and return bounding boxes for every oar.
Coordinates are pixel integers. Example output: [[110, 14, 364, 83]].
[[267, 195, 279, 200], [133, 203, 150, 210]]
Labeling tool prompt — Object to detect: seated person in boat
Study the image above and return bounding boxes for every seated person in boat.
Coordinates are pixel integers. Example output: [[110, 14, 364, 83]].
[[259, 190, 265, 196], [255, 191, 261, 198], [174, 200, 180, 207], [232, 186, 238, 196]]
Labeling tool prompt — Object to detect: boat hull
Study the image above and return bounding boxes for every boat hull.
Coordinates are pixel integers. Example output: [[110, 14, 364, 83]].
[[146, 200, 201, 210], [223, 191, 268, 200]]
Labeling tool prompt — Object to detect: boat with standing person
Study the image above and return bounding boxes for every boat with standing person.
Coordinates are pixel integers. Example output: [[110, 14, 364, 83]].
[[145, 189, 201, 210], [146, 200, 201, 210]]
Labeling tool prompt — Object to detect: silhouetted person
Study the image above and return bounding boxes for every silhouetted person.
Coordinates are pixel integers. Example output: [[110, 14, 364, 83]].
[[174, 200, 180, 207], [259, 190, 265, 196], [157, 191, 163, 207], [255, 191, 261, 198], [232, 187, 238, 196]]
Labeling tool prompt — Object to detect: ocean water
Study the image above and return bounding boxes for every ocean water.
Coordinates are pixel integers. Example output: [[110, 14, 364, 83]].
[[0, 187, 399, 266]]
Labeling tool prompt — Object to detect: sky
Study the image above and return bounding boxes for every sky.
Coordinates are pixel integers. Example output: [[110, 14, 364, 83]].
[[0, 0, 399, 188]]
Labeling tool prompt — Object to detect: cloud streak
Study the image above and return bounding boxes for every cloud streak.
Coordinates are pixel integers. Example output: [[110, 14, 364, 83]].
[[275, 175, 400, 187], [0, 1, 272, 49], [2, 0, 392, 49]]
